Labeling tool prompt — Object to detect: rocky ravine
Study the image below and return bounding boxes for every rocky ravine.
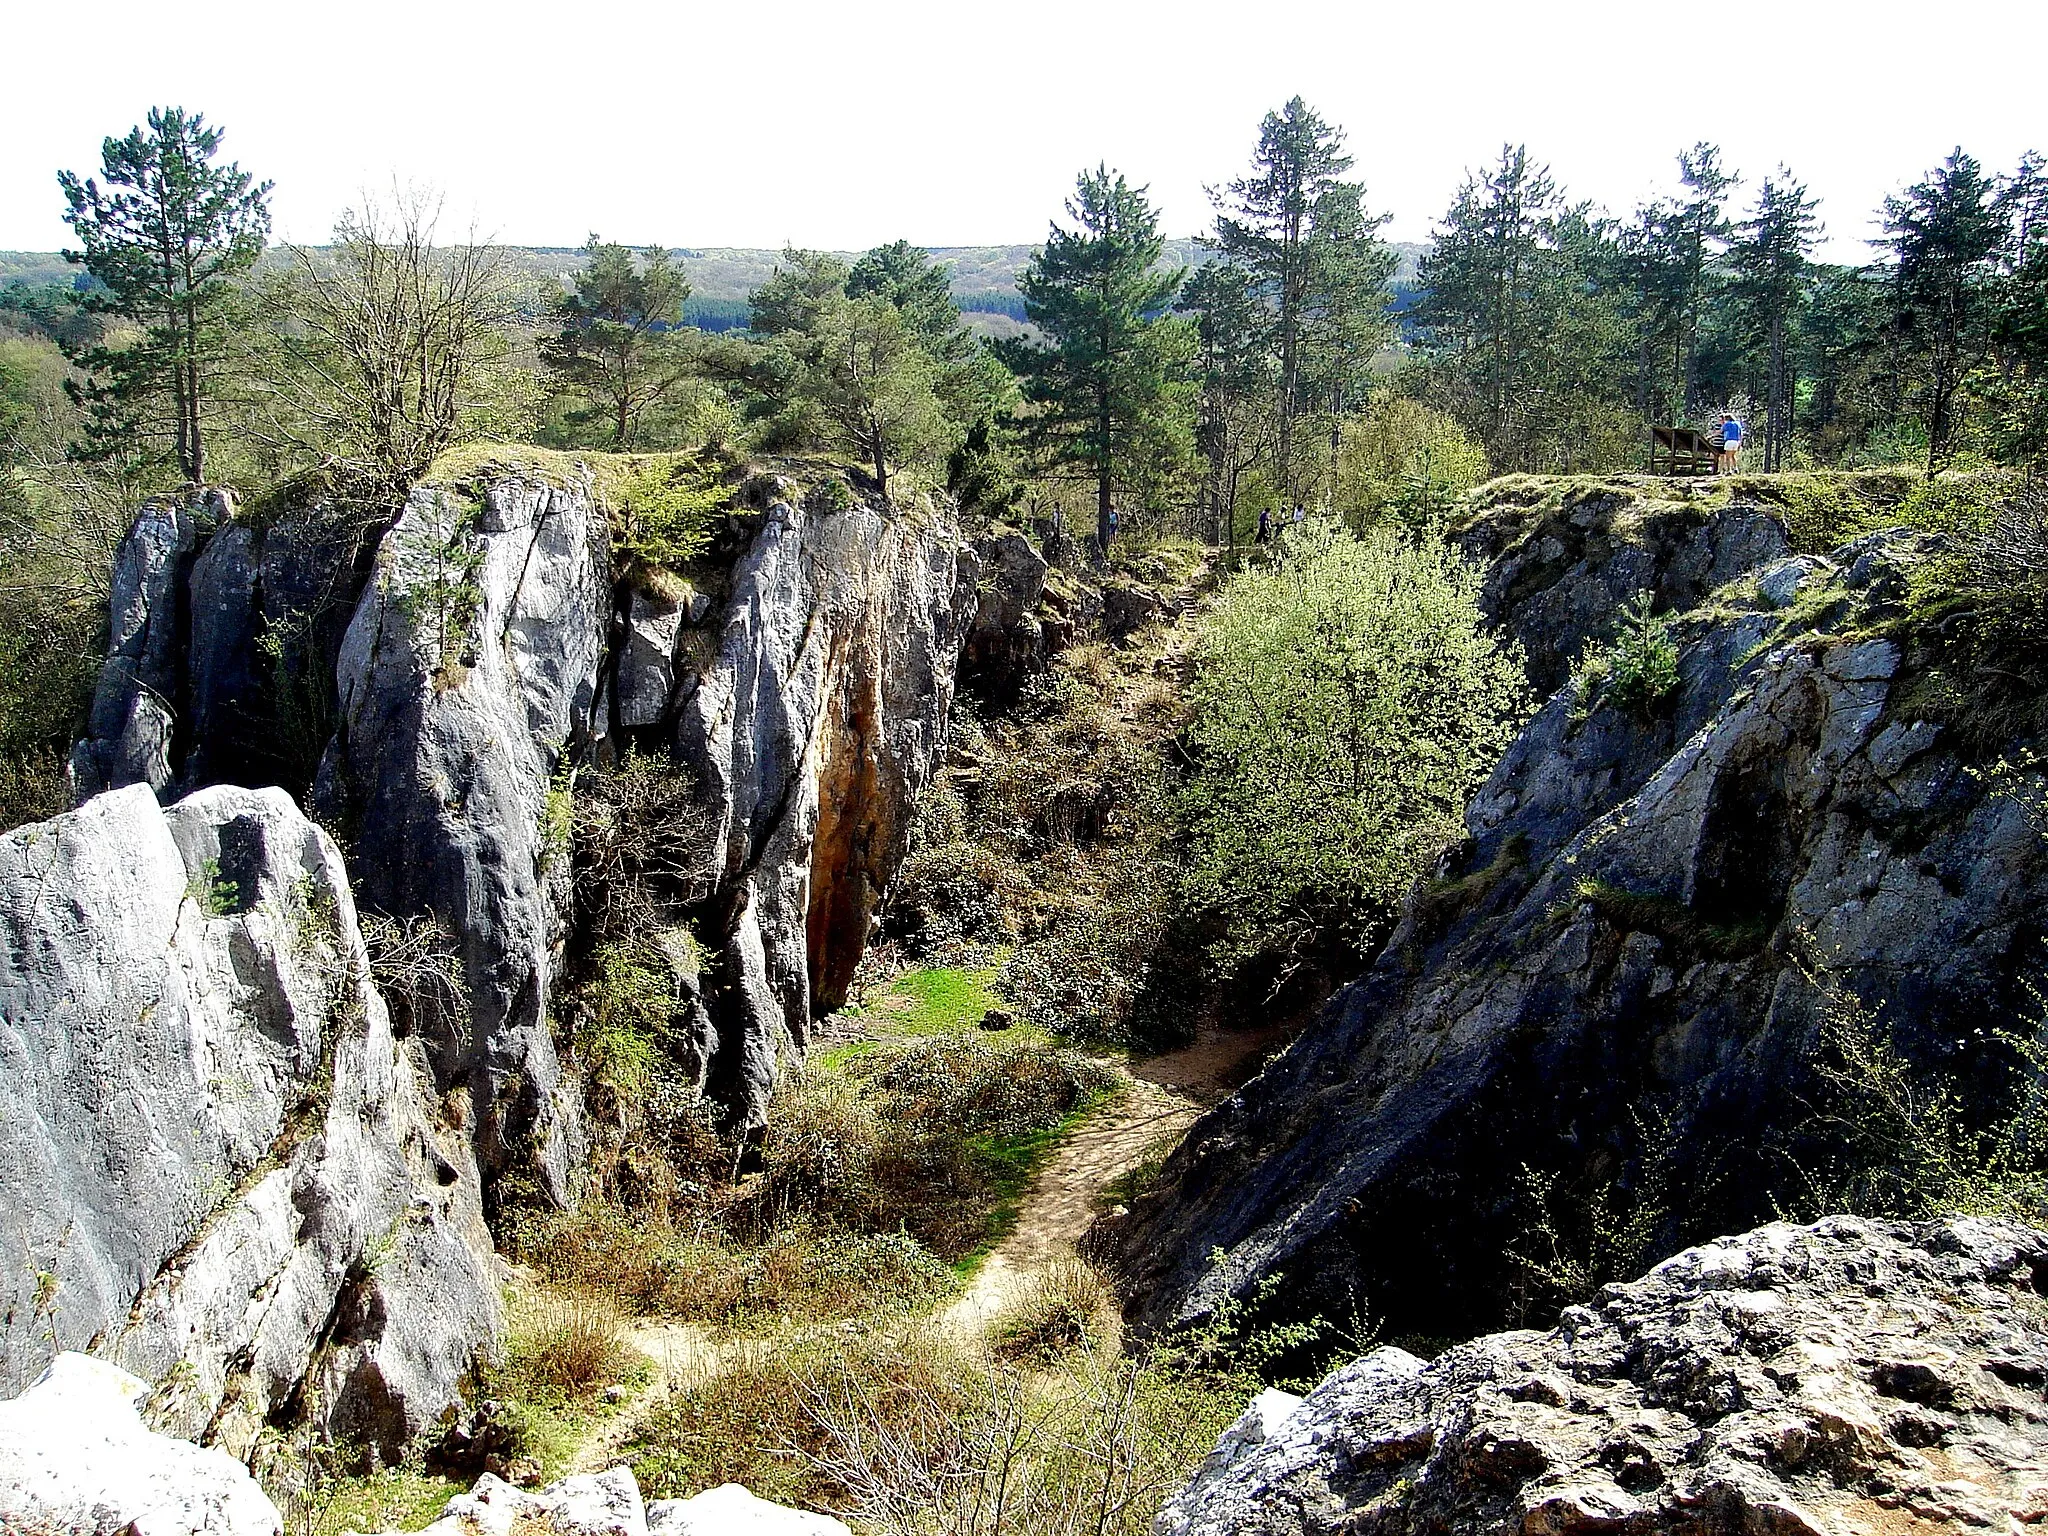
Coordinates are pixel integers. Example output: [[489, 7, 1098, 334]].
[[69, 462, 977, 1203], [1106, 481, 2048, 1342], [1163, 1216, 2048, 1536], [0, 784, 496, 1456], [11, 457, 976, 1455]]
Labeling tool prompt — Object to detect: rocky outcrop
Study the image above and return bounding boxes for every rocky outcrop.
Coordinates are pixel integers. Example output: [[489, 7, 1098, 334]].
[[318, 474, 608, 1207], [0, 1354, 283, 1536], [1107, 485, 2048, 1343], [74, 462, 976, 1186], [349, 1467, 850, 1536], [1162, 1216, 2048, 1536], [0, 784, 497, 1457], [669, 495, 977, 1129], [960, 527, 1049, 708], [1454, 478, 1791, 695]]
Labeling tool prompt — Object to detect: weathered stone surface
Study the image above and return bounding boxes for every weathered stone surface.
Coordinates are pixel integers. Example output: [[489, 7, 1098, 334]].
[[0, 1353, 283, 1536], [0, 784, 497, 1455], [71, 491, 376, 803], [674, 491, 977, 1130], [1107, 499, 2048, 1343], [72, 467, 973, 1216], [70, 490, 227, 799], [960, 527, 1049, 707], [648, 1482, 853, 1536], [320, 475, 608, 1208], [618, 588, 687, 729], [1454, 482, 1790, 694], [1160, 1217, 2048, 1536]]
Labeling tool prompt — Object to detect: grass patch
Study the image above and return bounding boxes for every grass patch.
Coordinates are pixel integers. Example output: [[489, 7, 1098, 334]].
[[298, 1468, 464, 1536], [956, 1086, 1123, 1273], [817, 965, 1022, 1069], [1572, 878, 1771, 960]]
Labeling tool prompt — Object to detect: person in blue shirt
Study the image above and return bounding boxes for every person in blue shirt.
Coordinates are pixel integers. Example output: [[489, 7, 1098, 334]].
[[1717, 414, 1744, 475]]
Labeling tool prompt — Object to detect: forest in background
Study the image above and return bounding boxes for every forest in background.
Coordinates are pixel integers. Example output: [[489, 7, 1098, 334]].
[[3, 99, 2046, 834]]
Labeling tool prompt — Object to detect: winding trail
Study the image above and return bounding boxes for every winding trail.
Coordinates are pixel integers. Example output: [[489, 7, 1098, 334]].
[[942, 1020, 1290, 1339], [561, 992, 1287, 1476]]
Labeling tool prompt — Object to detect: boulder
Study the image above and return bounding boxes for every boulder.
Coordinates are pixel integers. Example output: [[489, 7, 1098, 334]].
[[1106, 503, 2048, 1343], [354, 1468, 848, 1536], [1159, 1217, 2048, 1536], [648, 1483, 852, 1536], [0, 784, 497, 1457], [0, 1352, 282, 1536]]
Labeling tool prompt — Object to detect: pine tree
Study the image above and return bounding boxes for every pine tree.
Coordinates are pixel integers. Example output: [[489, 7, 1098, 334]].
[[58, 107, 272, 482], [1732, 172, 1822, 470], [1885, 150, 2007, 473], [1179, 261, 1274, 544], [1671, 144, 1737, 415], [1211, 98, 1392, 501], [998, 166, 1196, 549], [1417, 145, 1557, 460], [540, 235, 693, 450]]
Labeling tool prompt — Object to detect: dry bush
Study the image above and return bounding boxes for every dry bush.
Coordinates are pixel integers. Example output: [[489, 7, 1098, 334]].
[[800, 1328, 1243, 1536], [993, 1258, 1116, 1362], [628, 1321, 979, 1509], [500, 1288, 638, 1400]]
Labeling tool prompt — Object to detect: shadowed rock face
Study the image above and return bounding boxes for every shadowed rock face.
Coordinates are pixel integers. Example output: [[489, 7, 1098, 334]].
[[1162, 1217, 2048, 1536], [0, 784, 496, 1458], [1104, 490, 2048, 1344]]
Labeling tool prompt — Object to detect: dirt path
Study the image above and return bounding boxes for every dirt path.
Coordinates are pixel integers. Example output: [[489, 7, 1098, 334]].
[[942, 1021, 1287, 1339], [941, 1076, 1199, 1336], [564, 1321, 719, 1476], [564, 1020, 1287, 1470]]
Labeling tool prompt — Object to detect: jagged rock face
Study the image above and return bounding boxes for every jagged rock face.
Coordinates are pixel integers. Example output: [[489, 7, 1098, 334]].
[[320, 476, 607, 1209], [71, 468, 975, 1184], [1106, 501, 2048, 1343], [72, 491, 374, 802], [71, 490, 227, 799], [1162, 1217, 2048, 1536], [0, 785, 497, 1459], [1455, 483, 1790, 695], [669, 496, 978, 1130], [959, 527, 1049, 708]]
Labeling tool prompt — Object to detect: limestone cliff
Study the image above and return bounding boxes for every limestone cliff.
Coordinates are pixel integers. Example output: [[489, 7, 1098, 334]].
[[70, 459, 977, 1198], [1105, 481, 2048, 1342], [0, 784, 497, 1458]]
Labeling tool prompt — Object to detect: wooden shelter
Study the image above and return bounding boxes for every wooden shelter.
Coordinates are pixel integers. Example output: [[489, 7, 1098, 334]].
[[1648, 425, 1720, 476]]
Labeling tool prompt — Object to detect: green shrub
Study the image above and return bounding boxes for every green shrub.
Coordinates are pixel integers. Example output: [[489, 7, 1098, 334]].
[[610, 459, 728, 573], [1180, 521, 1531, 973], [1598, 590, 1682, 719]]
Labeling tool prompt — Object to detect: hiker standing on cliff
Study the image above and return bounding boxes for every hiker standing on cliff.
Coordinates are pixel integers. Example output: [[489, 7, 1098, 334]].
[[1716, 413, 1743, 475]]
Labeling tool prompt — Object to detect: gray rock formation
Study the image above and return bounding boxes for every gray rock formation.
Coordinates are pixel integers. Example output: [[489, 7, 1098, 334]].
[[960, 527, 1049, 707], [669, 492, 977, 1129], [347, 1466, 850, 1536], [71, 489, 229, 800], [319, 474, 608, 1208], [0, 784, 497, 1456], [1161, 1216, 2048, 1536], [0, 1353, 283, 1536], [1454, 480, 1790, 694], [1106, 488, 2048, 1342], [73, 464, 974, 1191]]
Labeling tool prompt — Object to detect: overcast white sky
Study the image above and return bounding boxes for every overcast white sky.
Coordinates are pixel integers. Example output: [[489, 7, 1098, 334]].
[[2, 0, 2041, 265]]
